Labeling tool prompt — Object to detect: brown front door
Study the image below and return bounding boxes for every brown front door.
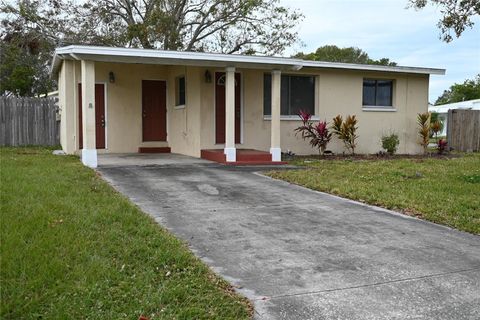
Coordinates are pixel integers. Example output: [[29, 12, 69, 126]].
[[142, 80, 167, 141], [78, 83, 106, 149], [215, 72, 241, 144]]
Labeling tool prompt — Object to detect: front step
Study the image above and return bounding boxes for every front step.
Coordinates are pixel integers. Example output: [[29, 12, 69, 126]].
[[236, 152, 272, 162], [225, 161, 287, 166], [201, 149, 287, 165], [201, 149, 226, 162]]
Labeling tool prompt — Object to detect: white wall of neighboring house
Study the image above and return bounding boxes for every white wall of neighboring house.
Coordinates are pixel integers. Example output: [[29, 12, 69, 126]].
[[428, 99, 480, 136]]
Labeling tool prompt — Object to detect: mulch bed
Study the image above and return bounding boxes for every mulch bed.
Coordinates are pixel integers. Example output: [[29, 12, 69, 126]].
[[288, 153, 461, 162]]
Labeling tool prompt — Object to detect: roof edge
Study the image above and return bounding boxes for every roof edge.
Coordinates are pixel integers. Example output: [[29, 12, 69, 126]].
[[50, 45, 446, 76]]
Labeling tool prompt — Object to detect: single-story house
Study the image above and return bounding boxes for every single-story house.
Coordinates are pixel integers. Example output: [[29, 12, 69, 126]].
[[51, 45, 445, 167], [428, 99, 480, 136]]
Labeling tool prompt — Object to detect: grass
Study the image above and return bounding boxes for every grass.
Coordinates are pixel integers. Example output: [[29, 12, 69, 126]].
[[267, 153, 480, 234], [0, 147, 251, 319]]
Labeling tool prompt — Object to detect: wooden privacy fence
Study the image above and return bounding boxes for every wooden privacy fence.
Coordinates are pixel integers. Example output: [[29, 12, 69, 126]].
[[0, 96, 60, 146], [447, 109, 480, 152]]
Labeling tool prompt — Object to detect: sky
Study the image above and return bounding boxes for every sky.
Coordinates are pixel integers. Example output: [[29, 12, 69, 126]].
[[281, 0, 480, 103]]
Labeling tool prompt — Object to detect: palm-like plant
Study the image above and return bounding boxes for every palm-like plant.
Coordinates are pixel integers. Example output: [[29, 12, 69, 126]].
[[417, 112, 431, 154], [331, 114, 359, 155], [431, 120, 443, 142]]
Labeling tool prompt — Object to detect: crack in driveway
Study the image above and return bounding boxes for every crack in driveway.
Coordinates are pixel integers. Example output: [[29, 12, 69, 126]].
[[260, 266, 480, 300]]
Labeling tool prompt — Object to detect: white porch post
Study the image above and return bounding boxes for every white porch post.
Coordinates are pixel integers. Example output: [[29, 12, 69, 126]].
[[81, 60, 97, 168], [224, 67, 236, 162], [270, 69, 282, 161]]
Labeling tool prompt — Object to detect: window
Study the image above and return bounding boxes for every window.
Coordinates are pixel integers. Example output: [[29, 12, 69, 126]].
[[362, 79, 393, 107], [264, 74, 315, 116], [175, 76, 186, 106]]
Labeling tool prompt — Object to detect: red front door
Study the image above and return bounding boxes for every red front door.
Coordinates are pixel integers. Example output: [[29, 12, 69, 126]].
[[215, 72, 241, 144], [142, 80, 167, 141], [78, 83, 106, 149]]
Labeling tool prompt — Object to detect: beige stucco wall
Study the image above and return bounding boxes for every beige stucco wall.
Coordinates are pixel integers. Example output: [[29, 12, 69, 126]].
[[58, 60, 76, 154], [93, 62, 170, 153], [201, 68, 429, 155], [167, 66, 202, 157], [59, 61, 429, 156]]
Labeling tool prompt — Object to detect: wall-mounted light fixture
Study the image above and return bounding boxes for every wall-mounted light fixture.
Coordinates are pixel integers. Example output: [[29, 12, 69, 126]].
[[109, 71, 115, 83], [204, 70, 212, 83]]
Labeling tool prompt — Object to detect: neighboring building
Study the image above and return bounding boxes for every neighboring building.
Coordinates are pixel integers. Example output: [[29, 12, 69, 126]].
[[429, 99, 480, 136], [50, 45, 445, 167]]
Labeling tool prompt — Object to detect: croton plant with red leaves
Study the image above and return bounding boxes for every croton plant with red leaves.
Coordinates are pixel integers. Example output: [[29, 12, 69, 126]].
[[295, 110, 332, 155], [437, 139, 448, 154]]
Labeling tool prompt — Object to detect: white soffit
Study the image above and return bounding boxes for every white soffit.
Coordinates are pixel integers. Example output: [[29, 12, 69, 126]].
[[50, 45, 446, 76]]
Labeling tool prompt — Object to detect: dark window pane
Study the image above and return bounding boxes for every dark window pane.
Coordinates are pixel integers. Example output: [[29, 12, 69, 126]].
[[289, 76, 315, 115], [178, 76, 186, 105], [264, 74, 315, 116], [363, 79, 376, 106], [280, 75, 290, 115], [376, 80, 392, 106], [263, 74, 271, 115]]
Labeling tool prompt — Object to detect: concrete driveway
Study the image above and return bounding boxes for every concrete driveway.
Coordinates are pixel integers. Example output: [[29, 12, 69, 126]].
[[98, 154, 480, 320]]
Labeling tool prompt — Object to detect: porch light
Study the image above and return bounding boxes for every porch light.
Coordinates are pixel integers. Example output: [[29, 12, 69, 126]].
[[204, 70, 212, 83], [109, 71, 115, 83]]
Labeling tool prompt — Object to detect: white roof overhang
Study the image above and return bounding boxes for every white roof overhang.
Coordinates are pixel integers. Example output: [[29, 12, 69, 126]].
[[50, 45, 446, 77]]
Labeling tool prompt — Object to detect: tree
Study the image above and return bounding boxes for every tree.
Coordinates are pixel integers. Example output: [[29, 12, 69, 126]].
[[1, 0, 96, 96], [0, 33, 55, 96], [1, 0, 303, 96], [294, 45, 397, 66], [85, 0, 303, 54], [408, 0, 480, 42], [435, 74, 480, 105]]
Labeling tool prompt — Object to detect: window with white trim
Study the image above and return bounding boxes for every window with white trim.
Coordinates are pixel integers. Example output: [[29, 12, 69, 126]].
[[264, 74, 315, 116], [362, 79, 393, 107]]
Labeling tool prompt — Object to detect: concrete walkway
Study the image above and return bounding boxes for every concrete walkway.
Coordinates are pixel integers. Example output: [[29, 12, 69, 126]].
[[97, 155, 480, 320]]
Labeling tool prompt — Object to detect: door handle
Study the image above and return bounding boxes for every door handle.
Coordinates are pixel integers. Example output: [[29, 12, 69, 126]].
[[101, 118, 105, 128]]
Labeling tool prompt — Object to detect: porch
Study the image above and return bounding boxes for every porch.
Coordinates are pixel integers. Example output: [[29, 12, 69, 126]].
[[56, 46, 289, 168], [98, 152, 212, 167], [97, 151, 286, 167]]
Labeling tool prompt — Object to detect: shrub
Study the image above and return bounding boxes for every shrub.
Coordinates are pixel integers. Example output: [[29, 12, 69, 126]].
[[417, 112, 430, 154], [295, 110, 332, 155], [431, 120, 443, 142], [430, 112, 444, 138], [331, 115, 359, 155], [381, 133, 400, 155], [437, 139, 448, 154]]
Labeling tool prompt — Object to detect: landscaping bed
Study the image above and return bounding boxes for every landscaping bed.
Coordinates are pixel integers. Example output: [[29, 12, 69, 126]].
[[284, 153, 460, 162], [0, 147, 252, 319], [268, 153, 480, 234]]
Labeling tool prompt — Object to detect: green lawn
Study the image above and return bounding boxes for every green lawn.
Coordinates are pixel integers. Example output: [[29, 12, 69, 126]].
[[0, 147, 251, 319], [267, 153, 480, 234]]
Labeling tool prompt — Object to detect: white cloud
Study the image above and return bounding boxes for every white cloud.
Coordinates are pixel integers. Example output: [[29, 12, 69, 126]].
[[281, 0, 480, 101]]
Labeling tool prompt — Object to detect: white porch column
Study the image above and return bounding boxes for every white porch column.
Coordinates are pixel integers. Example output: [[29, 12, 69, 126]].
[[270, 69, 282, 161], [224, 67, 236, 162], [81, 60, 97, 168]]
